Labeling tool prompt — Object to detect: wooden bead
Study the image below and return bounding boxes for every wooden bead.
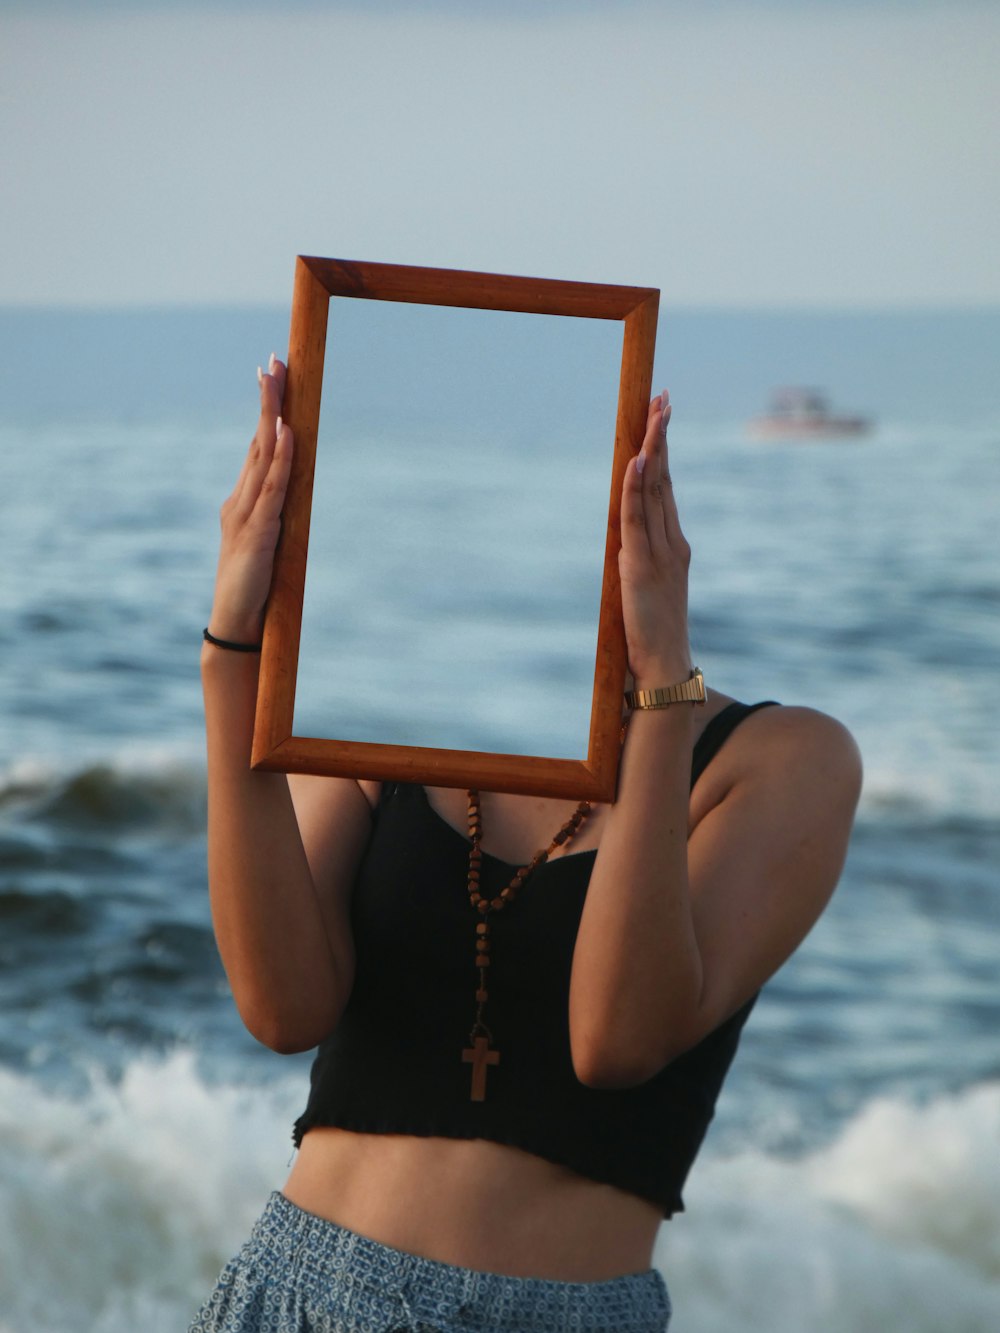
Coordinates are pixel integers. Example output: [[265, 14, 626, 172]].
[[462, 790, 594, 1097]]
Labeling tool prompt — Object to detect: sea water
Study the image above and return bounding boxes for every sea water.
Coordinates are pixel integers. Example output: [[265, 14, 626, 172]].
[[0, 307, 998, 1331]]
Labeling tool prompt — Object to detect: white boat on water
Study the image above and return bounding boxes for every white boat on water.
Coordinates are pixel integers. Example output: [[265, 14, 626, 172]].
[[748, 388, 871, 439]]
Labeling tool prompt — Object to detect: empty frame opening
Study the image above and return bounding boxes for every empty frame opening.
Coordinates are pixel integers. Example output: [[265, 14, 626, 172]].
[[292, 300, 623, 759]]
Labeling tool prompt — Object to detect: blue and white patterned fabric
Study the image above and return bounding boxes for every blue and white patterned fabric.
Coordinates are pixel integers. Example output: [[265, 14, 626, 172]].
[[189, 1192, 671, 1332]]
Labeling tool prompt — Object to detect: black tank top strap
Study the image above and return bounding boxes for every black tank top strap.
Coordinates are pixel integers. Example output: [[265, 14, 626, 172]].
[[691, 700, 780, 786]]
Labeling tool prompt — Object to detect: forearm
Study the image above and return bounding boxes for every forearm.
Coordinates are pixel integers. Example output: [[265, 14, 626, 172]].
[[568, 704, 704, 1086], [202, 645, 343, 1051]]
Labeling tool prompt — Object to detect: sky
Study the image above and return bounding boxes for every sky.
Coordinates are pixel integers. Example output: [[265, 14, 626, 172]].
[[2, 0, 998, 309]]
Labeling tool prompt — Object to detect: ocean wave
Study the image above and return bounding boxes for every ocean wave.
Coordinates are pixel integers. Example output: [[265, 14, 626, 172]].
[[0, 884, 93, 935], [0, 1051, 298, 1333], [664, 1084, 1000, 1331], [856, 760, 999, 830], [0, 752, 206, 836], [0, 1053, 997, 1332], [0, 745, 995, 838]]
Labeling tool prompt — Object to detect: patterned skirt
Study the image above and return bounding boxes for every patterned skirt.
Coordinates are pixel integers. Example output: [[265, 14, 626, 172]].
[[189, 1192, 671, 1333]]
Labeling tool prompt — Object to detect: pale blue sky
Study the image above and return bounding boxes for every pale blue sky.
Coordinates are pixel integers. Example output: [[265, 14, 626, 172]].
[[2, 0, 997, 307]]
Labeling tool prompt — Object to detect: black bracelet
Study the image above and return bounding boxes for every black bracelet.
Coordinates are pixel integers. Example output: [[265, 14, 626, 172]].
[[203, 627, 263, 653]]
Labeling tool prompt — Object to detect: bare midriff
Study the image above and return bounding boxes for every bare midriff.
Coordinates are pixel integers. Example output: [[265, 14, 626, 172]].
[[282, 1128, 663, 1281]]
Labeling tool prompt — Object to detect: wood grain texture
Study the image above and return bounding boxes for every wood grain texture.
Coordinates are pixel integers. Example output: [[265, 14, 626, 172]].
[[586, 291, 660, 799], [252, 735, 614, 802], [301, 256, 653, 320], [252, 258, 329, 765], [251, 257, 658, 799]]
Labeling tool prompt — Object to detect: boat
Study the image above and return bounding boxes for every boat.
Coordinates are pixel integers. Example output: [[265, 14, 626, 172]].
[[747, 388, 871, 440]]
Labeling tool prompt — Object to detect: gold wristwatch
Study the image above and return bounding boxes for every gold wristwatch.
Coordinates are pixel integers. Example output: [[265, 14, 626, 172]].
[[624, 667, 706, 709]]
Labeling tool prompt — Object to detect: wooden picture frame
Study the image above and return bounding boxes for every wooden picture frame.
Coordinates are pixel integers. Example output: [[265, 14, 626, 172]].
[[250, 256, 658, 801]]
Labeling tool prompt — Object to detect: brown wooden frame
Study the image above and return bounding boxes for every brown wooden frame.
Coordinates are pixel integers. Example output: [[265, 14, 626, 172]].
[[251, 256, 658, 801]]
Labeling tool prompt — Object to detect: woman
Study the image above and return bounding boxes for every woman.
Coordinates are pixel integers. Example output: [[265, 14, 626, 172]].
[[191, 357, 862, 1332]]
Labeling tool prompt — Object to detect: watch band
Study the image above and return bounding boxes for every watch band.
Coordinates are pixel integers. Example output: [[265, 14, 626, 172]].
[[624, 667, 706, 709]]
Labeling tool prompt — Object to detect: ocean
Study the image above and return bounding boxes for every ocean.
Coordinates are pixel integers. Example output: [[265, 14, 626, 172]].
[[1, 304, 998, 1331]]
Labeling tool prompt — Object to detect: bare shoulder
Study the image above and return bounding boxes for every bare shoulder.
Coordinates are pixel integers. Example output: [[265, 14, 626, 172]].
[[733, 704, 862, 789], [691, 699, 862, 836]]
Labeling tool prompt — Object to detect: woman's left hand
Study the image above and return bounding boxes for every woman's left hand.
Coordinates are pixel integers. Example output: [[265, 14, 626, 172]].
[[618, 391, 694, 688]]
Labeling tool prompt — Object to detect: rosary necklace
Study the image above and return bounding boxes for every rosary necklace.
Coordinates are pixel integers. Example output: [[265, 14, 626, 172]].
[[461, 790, 592, 1101]]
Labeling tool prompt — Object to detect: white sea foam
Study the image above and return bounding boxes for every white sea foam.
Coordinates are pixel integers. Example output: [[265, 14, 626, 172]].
[[851, 718, 1000, 828], [661, 1084, 1000, 1332], [0, 1051, 297, 1332], [0, 1053, 998, 1332]]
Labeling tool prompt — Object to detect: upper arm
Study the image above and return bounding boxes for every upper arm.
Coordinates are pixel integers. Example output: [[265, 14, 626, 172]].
[[286, 775, 381, 990], [683, 707, 862, 1045]]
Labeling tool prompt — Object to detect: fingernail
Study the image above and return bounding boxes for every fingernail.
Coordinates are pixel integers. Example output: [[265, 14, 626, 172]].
[[661, 388, 670, 406], [635, 451, 645, 476], [257, 365, 264, 386], [268, 352, 278, 375], [276, 416, 283, 440]]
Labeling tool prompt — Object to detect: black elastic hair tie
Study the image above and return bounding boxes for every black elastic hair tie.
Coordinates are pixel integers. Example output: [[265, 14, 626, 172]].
[[203, 627, 263, 653]]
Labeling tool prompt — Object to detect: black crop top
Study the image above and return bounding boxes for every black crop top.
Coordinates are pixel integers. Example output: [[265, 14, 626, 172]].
[[294, 701, 776, 1216]]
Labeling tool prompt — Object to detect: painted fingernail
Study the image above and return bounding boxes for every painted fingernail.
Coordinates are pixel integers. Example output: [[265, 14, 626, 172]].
[[276, 416, 283, 440], [635, 451, 645, 476], [257, 365, 264, 386], [268, 352, 278, 375]]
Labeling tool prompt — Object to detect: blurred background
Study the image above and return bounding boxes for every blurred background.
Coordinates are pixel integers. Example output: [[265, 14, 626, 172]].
[[1, 2, 998, 1329]]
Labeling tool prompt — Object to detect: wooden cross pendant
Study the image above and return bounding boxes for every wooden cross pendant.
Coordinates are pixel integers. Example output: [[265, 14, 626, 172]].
[[462, 1036, 500, 1101]]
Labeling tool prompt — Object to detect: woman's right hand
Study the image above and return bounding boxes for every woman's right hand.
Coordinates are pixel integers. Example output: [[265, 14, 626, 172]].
[[208, 355, 294, 642]]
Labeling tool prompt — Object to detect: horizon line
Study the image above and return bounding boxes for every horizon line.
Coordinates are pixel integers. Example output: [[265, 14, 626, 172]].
[[2, 300, 999, 317]]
